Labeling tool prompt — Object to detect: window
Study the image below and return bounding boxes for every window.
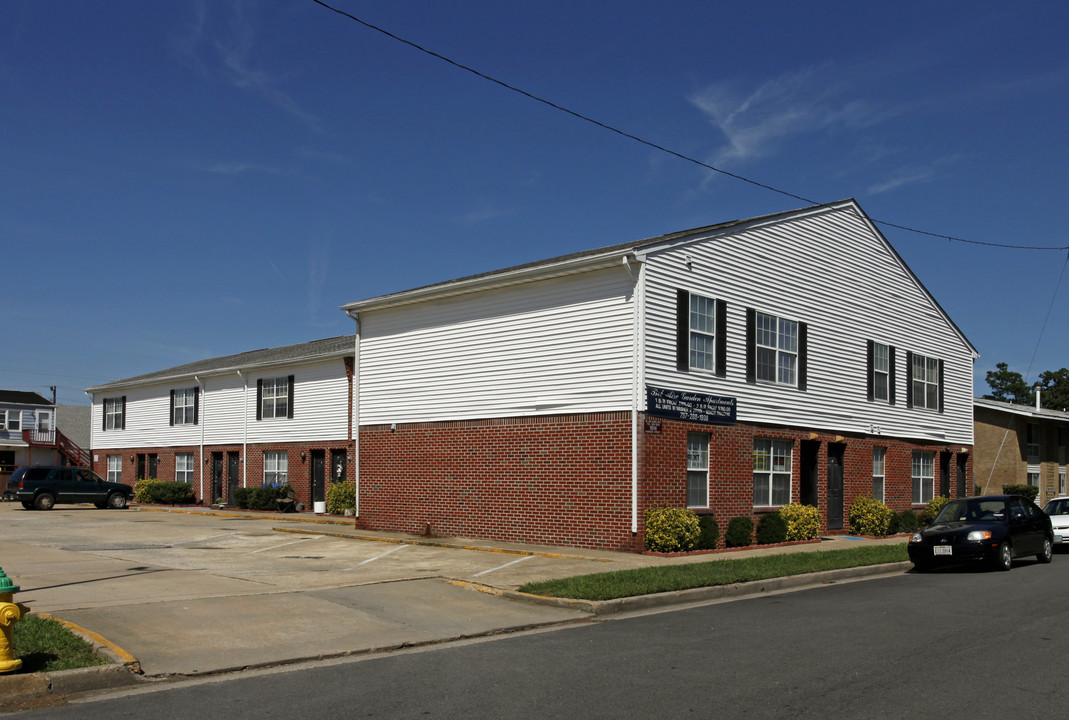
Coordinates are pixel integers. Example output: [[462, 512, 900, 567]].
[[676, 291, 726, 376], [1027, 467, 1040, 489], [264, 451, 288, 484], [257, 376, 293, 420], [104, 397, 126, 431], [867, 341, 895, 403], [746, 309, 806, 389], [36, 410, 51, 432], [1059, 467, 1066, 496], [107, 455, 123, 483], [873, 447, 886, 502], [171, 388, 199, 426], [908, 352, 942, 411], [754, 438, 792, 506], [912, 451, 935, 504], [0, 410, 19, 431], [175, 453, 195, 483], [1026, 423, 1040, 463], [686, 433, 710, 508]]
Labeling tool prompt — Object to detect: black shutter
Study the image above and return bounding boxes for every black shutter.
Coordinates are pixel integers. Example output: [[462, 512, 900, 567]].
[[798, 323, 808, 391], [169, 390, 175, 427], [715, 299, 727, 378], [676, 290, 689, 372], [193, 387, 200, 425], [905, 351, 914, 409], [287, 375, 295, 419], [256, 380, 263, 421], [866, 340, 874, 402], [938, 360, 945, 414], [121, 396, 126, 430], [888, 346, 896, 405], [102, 400, 107, 432], [745, 308, 756, 384]]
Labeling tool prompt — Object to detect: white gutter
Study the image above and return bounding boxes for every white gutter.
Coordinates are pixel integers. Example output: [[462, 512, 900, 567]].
[[195, 374, 205, 501], [237, 369, 248, 488], [627, 255, 647, 535], [346, 310, 361, 519]]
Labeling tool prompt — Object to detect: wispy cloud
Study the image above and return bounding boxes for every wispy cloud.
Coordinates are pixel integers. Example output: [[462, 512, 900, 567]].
[[199, 161, 284, 176], [867, 154, 964, 196], [173, 0, 321, 132], [456, 200, 511, 227]]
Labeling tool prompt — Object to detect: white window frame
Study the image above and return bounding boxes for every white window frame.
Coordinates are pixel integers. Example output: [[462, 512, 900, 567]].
[[689, 294, 716, 372], [872, 343, 890, 402], [755, 312, 798, 386], [912, 451, 935, 504], [873, 447, 886, 502], [1060, 467, 1067, 496], [175, 453, 195, 484], [1026, 423, 1040, 463], [261, 378, 290, 420], [754, 438, 792, 507], [1, 409, 20, 432], [911, 354, 940, 410], [1027, 466, 1040, 489], [264, 451, 288, 485], [173, 389, 196, 425], [36, 410, 51, 432], [104, 398, 124, 430], [686, 432, 710, 508], [107, 455, 123, 483]]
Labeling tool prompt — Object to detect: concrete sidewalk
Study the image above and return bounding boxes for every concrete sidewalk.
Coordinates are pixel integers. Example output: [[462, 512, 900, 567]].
[[0, 505, 909, 704]]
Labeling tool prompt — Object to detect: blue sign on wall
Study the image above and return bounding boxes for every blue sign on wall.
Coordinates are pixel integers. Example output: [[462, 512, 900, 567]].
[[646, 385, 736, 425]]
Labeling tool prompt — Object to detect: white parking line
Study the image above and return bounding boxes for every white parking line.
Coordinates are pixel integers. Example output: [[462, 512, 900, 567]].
[[243, 535, 322, 555], [171, 532, 237, 546], [472, 555, 533, 577], [342, 543, 409, 570]]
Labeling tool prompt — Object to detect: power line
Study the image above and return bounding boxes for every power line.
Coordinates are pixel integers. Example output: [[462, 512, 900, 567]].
[[1024, 250, 1069, 382], [310, 0, 1068, 253]]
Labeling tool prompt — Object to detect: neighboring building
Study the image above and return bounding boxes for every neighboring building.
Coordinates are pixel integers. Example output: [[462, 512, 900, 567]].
[[0, 390, 90, 495], [340, 199, 977, 550], [86, 336, 356, 509], [84, 199, 978, 551], [974, 397, 1069, 506]]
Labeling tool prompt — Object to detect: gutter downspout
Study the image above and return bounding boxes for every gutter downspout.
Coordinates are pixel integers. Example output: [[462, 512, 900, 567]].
[[622, 253, 645, 537], [237, 370, 248, 489], [346, 310, 361, 521], [195, 374, 205, 502]]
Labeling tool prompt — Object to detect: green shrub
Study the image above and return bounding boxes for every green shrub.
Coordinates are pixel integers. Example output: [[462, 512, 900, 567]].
[[849, 496, 895, 536], [755, 512, 787, 545], [133, 479, 193, 505], [326, 481, 356, 515], [1003, 484, 1039, 501], [724, 516, 754, 548], [779, 503, 821, 541], [241, 484, 293, 511], [696, 514, 720, 550], [896, 509, 919, 533], [133, 479, 160, 504], [643, 506, 700, 553], [232, 487, 252, 509], [918, 495, 951, 527]]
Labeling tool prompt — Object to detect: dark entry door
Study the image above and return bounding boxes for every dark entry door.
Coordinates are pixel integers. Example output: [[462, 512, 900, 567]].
[[957, 454, 969, 498], [311, 450, 326, 504], [330, 449, 347, 484], [227, 452, 240, 502], [827, 443, 845, 531], [211, 453, 224, 503], [940, 452, 952, 498], [136, 454, 146, 481], [800, 441, 820, 507]]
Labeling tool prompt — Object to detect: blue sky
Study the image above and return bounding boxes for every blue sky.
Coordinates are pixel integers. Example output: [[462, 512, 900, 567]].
[[3, 0, 1067, 405]]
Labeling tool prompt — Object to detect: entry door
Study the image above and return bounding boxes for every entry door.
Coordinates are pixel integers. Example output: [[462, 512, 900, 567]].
[[211, 453, 224, 503], [136, 454, 146, 481], [827, 444, 845, 531], [227, 452, 240, 502], [940, 452, 952, 498], [311, 450, 326, 503], [956, 454, 968, 498]]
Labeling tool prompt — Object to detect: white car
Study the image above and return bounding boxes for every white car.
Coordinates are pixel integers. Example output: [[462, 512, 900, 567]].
[[1043, 497, 1069, 544]]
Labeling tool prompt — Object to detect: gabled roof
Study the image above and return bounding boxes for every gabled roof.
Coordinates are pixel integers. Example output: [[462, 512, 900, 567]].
[[0, 390, 52, 407], [87, 335, 355, 393], [975, 397, 1069, 422]]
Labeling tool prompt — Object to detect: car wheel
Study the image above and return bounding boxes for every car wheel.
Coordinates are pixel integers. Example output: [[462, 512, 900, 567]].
[[93, 501, 107, 509], [107, 493, 128, 510], [994, 541, 1013, 571], [34, 493, 55, 511], [1038, 537, 1053, 564], [20, 501, 34, 510]]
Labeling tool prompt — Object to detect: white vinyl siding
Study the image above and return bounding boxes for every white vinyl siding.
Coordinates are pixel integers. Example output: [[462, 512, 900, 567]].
[[358, 267, 635, 425], [642, 203, 975, 445]]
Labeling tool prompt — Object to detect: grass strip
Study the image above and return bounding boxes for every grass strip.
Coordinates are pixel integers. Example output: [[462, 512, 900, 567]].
[[517, 544, 909, 601], [12, 615, 108, 673]]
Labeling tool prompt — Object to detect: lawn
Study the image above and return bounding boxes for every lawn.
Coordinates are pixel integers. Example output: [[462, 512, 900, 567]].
[[12, 615, 108, 674], [517, 544, 909, 601]]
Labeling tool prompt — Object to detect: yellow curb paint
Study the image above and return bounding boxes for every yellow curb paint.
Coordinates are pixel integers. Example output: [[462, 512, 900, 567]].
[[35, 614, 139, 668]]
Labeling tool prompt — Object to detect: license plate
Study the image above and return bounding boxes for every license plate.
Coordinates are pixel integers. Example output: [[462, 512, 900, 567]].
[[933, 546, 952, 556]]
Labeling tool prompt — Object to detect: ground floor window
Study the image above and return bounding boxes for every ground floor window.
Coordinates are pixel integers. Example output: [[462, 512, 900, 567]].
[[687, 432, 709, 508], [1027, 466, 1040, 491], [264, 451, 288, 485], [873, 447, 886, 502], [912, 451, 935, 504], [175, 453, 195, 484], [1060, 467, 1067, 496], [107, 455, 122, 483], [754, 438, 792, 506]]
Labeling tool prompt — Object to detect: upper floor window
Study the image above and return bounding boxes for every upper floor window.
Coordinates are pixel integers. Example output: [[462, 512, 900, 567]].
[[754, 438, 792, 507], [751, 311, 803, 387], [104, 396, 126, 431], [686, 432, 710, 508], [257, 376, 294, 420], [1026, 423, 1041, 463], [867, 341, 895, 403], [676, 290, 726, 376], [170, 388, 199, 426], [907, 352, 942, 411], [0, 410, 20, 432], [36, 410, 51, 432]]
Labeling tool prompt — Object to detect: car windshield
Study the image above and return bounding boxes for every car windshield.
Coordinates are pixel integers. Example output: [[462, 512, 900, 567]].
[[1044, 499, 1069, 516], [934, 498, 1007, 524]]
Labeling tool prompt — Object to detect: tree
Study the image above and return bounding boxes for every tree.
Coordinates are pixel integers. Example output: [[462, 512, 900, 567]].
[[984, 363, 1033, 405], [1037, 368, 1069, 411]]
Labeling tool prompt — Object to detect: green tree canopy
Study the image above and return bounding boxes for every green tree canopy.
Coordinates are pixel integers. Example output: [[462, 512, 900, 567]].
[[983, 362, 1033, 405], [1037, 368, 1069, 411]]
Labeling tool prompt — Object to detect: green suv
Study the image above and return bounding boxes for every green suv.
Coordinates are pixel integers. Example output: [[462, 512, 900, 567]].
[[12, 466, 134, 510]]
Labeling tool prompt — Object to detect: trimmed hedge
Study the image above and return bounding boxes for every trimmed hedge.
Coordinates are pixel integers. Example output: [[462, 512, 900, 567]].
[[696, 514, 720, 550], [643, 506, 700, 553], [133, 479, 194, 505], [1003, 484, 1039, 501], [724, 516, 754, 548], [755, 512, 787, 545], [326, 481, 356, 515], [233, 484, 294, 511], [779, 503, 821, 541], [849, 496, 895, 536]]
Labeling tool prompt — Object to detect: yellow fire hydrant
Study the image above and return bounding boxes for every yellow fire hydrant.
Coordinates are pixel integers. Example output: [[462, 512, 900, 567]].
[[0, 568, 28, 674]]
